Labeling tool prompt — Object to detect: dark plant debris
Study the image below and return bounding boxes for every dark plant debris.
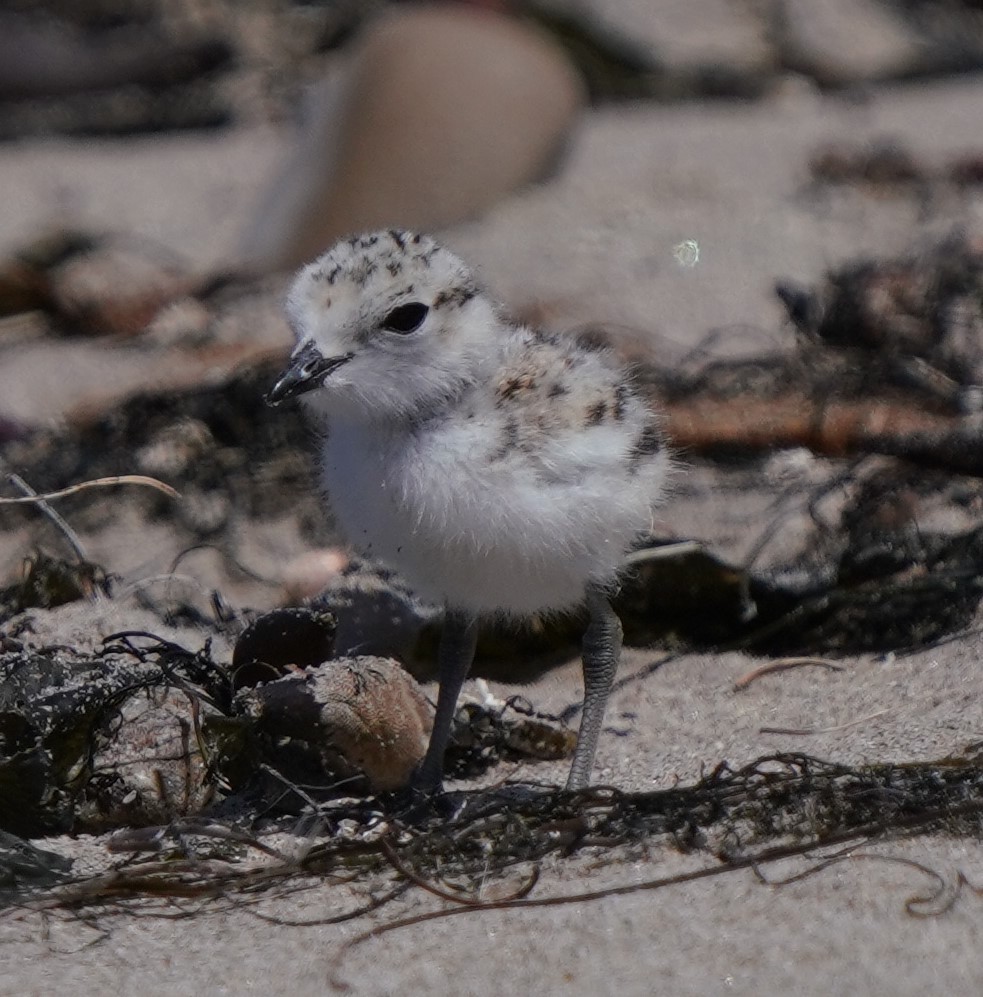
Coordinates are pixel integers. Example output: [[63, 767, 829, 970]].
[[776, 232, 983, 401], [0, 632, 230, 836], [0, 551, 110, 619], [6, 750, 983, 944], [0, 633, 578, 838], [3, 627, 983, 927], [0, 353, 324, 545]]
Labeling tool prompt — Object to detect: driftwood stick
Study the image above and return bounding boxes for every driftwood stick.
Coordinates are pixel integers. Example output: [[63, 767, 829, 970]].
[[663, 393, 983, 475]]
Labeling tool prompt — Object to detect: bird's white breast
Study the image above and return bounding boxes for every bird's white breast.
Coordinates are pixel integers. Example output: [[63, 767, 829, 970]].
[[320, 394, 669, 616]]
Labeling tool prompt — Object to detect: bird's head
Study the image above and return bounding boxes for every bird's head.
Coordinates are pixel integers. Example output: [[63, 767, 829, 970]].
[[268, 230, 501, 422]]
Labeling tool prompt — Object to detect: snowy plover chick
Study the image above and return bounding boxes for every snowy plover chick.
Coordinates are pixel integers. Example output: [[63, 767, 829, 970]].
[[268, 230, 670, 792]]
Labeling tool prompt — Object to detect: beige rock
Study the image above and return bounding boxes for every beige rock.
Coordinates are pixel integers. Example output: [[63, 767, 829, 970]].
[[314, 658, 433, 791], [241, 4, 585, 272], [240, 656, 434, 791]]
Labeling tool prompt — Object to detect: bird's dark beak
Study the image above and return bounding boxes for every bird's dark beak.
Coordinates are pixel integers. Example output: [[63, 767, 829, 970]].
[[266, 342, 353, 406]]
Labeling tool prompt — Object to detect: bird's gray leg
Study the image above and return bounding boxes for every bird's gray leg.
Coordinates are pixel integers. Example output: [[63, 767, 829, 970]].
[[412, 608, 479, 793], [567, 584, 623, 791]]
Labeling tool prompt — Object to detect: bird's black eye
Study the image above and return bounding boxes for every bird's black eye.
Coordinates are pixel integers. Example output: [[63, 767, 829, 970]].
[[381, 302, 429, 334]]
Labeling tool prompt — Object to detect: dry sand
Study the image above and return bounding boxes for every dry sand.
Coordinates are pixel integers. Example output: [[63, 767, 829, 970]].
[[2, 63, 983, 997]]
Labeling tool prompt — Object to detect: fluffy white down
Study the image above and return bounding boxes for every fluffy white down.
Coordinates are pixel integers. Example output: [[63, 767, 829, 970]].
[[322, 421, 667, 615], [287, 231, 670, 616]]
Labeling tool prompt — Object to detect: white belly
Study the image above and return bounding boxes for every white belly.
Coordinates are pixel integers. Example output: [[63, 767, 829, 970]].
[[320, 417, 666, 616]]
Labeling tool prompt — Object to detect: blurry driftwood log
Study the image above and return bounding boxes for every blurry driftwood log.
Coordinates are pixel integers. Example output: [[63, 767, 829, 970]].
[[663, 392, 983, 476]]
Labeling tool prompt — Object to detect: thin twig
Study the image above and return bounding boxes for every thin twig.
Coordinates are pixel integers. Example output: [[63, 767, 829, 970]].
[[246, 882, 413, 929], [258, 763, 324, 815], [107, 822, 290, 862], [760, 708, 889, 736], [7, 473, 89, 562], [0, 474, 179, 504], [734, 656, 845, 691], [379, 836, 538, 908], [622, 541, 704, 565]]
